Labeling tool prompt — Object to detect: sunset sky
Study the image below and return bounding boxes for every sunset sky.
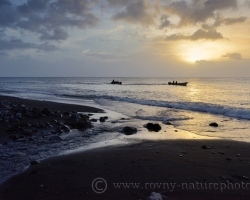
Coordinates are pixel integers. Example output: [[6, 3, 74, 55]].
[[0, 0, 249, 77]]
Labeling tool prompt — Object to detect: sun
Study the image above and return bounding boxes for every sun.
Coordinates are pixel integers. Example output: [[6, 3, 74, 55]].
[[176, 41, 225, 63]]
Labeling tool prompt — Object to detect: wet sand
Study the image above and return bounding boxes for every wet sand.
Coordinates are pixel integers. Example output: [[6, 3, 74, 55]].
[[1, 139, 250, 200]]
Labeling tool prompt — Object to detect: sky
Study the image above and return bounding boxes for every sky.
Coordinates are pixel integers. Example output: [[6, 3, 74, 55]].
[[0, 0, 250, 77]]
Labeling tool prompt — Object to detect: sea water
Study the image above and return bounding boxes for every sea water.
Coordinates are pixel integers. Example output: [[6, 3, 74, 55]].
[[0, 77, 249, 140]]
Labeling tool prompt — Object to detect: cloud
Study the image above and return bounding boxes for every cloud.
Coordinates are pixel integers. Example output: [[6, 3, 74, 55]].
[[0, 0, 99, 42], [159, 14, 173, 29], [165, 0, 238, 26], [109, 25, 124, 33], [195, 60, 211, 64], [223, 16, 247, 25], [112, 0, 156, 26], [39, 28, 69, 41], [166, 29, 224, 41], [202, 15, 247, 30], [82, 49, 119, 59], [222, 52, 242, 60], [0, 38, 58, 52]]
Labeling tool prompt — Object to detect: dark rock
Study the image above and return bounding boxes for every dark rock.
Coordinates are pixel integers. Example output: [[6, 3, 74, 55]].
[[41, 108, 52, 116], [32, 107, 40, 114], [9, 134, 18, 141], [66, 114, 92, 130], [145, 123, 161, 132], [21, 128, 34, 136], [56, 128, 63, 134], [209, 122, 218, 127], [99, 117, 106, 122], [30, 160, 40, 165], [63, 112, 70, 116], [122, 126, 137, 135], [90, 119, 98, 122], [49, 136, 63, 142], [15, 113, 22, 119], [201, 145, 212, 149], [60, 125, 70, 133]]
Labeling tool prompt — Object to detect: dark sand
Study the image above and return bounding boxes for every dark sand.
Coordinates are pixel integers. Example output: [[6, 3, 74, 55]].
[[1, 140, 250, 200], [0, 96, 250, 200]]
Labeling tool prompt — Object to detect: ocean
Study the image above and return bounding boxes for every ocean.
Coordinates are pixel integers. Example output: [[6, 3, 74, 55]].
[[0, 77, 250, 139], [0, 77, 250, 183]]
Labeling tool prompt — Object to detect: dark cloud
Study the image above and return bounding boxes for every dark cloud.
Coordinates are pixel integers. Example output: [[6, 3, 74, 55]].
[[0, 0, 99, 41], [159, 14, 172, 29], [165, 0, 238, 26], [0, 38, 58, 52], [166, 29, 224, 41], [38, 42, 58, 51], [39, 28, 69, 41], [202, 15, 247, 30], [222, 52, 242, 60], [112, 0, 155, 25], [0, 38, 36, 50], [0, 0, 11, 6], [222, 16, 247, 25]]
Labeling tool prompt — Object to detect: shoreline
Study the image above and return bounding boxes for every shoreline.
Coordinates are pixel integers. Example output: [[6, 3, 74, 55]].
[[1, 94, 250, 199]]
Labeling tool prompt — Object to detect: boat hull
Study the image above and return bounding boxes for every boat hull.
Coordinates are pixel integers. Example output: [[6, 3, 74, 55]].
[[168, 82, 188, 86]]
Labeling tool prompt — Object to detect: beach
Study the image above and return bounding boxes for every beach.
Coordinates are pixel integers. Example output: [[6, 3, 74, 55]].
[[0, 95, 250, 199]]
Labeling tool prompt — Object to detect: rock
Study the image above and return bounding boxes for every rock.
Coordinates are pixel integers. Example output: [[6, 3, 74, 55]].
[[15, 113, 22, 119], [56, 128, 63, 134], [41, 108, 52, 116], [99, 117, 106, 122], [49, 136, 63, 142], [90, 118, 98, 122], [122, 126, 137, 135], [163, 121, 173, 125], [63, 111, 70, 116], [20, 104, 26, 109], [66, 114, 92, 130], [147, 192, 164, 200], [30, 160, 40, 165], [60, 125, 71, 133], [145, 123, 161, 132], [209, 122, 218, 127], [9, 134, 18, 141], [201, 145, 212, 149]]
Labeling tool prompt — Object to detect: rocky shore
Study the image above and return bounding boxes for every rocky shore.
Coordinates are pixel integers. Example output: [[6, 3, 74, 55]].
[[0, 95, 104, 145]]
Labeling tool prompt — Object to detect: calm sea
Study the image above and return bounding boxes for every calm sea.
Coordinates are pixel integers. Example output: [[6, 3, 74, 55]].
[[0, 77, 250, 141]]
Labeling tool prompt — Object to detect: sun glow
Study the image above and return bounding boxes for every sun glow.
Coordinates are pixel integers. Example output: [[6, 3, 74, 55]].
[[176, 41, 227, 63]]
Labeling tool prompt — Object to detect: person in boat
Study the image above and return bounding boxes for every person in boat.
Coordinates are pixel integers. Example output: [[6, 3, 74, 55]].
[[112, 79, 114, 83], [176, 81, 177, 84]]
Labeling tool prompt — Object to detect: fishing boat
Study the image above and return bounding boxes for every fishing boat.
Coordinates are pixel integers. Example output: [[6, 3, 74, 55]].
[[168, 82, 188, 86], [111, 80, 122, 85]]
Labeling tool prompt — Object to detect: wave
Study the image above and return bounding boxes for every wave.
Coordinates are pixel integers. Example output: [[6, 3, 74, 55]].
[[2, 90, 249, 120], [110, 97, 250, 120]]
